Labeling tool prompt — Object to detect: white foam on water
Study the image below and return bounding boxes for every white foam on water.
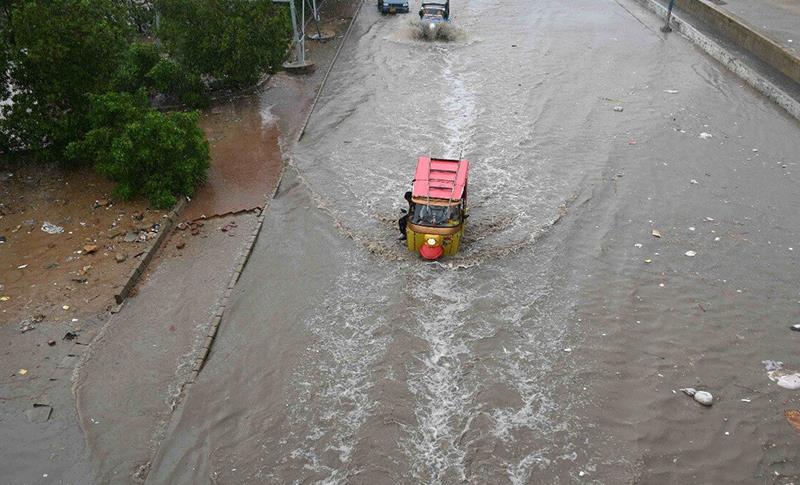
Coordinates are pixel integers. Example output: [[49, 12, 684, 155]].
[[283, 262, 392, 482], [507, 451, 552, 485], [402, 272, 486, 483], [438, 51, 476, 159], [259, 101, 277, 128]]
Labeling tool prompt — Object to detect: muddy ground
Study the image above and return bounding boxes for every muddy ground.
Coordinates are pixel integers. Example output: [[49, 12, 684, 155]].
[[0, 164, 165, 325]]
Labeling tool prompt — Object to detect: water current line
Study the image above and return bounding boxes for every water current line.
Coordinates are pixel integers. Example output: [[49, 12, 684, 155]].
[[286, 264, 391, 483]]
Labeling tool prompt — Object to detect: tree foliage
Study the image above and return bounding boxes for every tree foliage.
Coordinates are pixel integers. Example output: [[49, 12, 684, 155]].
[[66, 91, 210, 208], [156, 0, 291, 86], [0, 0, 131, 153]]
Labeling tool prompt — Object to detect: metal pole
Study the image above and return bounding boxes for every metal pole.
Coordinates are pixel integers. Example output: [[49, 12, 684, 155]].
[[288, 0, 304, 63], [661, 0, 675, 33], [309, 0, 323, 40], [300, 0, 306, 62]]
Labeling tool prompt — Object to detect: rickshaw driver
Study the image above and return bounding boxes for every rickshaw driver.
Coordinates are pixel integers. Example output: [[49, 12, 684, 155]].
[[398, 190, 413, 240]]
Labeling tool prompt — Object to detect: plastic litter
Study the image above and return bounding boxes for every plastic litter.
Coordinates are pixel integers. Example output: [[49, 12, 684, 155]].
[[763, 360, 800, 390], [685, 250, 697, 257], [681, 388, 713, 406], [41, 222, 64, 234]]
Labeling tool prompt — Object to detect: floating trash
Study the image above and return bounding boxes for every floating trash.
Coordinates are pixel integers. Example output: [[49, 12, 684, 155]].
[[41, 222, 64, 234], [763, 360, 800, 390], [681, 388, 713, 406]]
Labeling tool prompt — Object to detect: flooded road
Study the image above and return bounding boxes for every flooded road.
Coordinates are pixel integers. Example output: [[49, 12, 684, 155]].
[[147, 0, 800, 482]]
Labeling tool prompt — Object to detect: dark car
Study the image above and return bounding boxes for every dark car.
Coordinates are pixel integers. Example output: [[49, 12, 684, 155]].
[[378, 0, 410, 14]]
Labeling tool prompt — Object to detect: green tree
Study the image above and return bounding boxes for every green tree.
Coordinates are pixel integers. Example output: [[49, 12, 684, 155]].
[[147, 58, 208, 108], [66, 91, 210, 208], [156, 0, 291, 87], [0, 0, 131, 154]]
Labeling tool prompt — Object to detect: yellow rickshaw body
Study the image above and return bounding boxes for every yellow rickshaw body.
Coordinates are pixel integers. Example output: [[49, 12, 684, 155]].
[[406, 222, 464, 257]]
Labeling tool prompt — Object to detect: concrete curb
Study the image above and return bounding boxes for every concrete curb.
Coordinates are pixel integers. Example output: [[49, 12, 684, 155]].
[[113, 198, 187, 305], [633, 0, 800, 122], [186, 0, 366, 381], [673, 0, 799, 85]]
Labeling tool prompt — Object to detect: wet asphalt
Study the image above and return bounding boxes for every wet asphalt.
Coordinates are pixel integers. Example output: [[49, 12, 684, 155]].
[[144, 0, 800, 483]]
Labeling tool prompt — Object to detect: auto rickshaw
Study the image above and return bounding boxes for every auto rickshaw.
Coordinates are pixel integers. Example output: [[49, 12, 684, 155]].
[[405, 156, 469, 260]]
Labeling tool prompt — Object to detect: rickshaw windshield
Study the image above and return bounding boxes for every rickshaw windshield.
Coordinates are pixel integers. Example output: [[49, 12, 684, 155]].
[[411, 203, 462, 227]]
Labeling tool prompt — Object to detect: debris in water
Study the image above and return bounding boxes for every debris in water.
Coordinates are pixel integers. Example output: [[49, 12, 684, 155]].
[[786, 410, 800, 434], [685, 250, 697, 257], [17, 264, 27, 269], [25, 404, 52, 423], [763, 360, 800, 390], [63, 331, 78, 341], [613, 106, 624, 112], [176, 241, 185, 249], [83, 244, 99, 254], [681, 387, 713, 406], [791, 324, 800, 332], [41, 222, 64, 234], [644, 258, 653, 263], [62, 305, 70, 310], [0, 296, 10, 301], [115, 253, 127, 263], [690, 179, 699, 184], [652, 229, 662, 238], [18, 368, 28, 376], [664, 89, 679, 94], [699, 132, 713, 139]]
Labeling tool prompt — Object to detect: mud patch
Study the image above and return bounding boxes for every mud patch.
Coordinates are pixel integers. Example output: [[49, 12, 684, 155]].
[[0, 162, 163, 324]]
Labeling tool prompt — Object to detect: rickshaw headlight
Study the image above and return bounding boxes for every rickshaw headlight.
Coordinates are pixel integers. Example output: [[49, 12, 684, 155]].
[[427, 237, 437, 246]]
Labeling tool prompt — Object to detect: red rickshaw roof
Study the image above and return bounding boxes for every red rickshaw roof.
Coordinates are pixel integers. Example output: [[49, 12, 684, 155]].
[[412, 156, 469, 200]]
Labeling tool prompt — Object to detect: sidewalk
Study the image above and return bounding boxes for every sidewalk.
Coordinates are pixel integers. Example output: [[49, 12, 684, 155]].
[[658, 0, 800, 86], [717, 0, 799, 55]]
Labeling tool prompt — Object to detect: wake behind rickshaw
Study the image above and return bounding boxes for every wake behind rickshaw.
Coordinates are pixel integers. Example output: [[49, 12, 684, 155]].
[[404, 156, 469, 260]]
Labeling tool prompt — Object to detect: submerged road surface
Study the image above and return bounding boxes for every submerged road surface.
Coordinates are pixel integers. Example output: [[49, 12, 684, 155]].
[[147, 0, 800, 482]]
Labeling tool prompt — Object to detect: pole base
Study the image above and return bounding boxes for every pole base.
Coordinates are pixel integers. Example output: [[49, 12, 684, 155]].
[[307, 29, 335, 42], [282, 60, 316, 74]]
